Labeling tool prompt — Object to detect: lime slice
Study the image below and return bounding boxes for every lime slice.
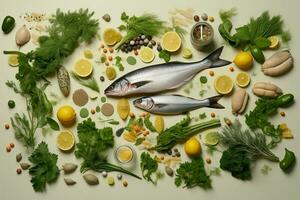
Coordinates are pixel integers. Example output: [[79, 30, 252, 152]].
[[202, 131, 219, 146]]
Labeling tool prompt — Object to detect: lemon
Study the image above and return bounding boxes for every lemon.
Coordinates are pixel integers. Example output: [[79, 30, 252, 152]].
[[202, 132, 219, 146], [57, 105, 76, 127], [57, 130, 75, 151], [161, 31, 181, 52], [236, 72, 250, 87], [8, 55, 19, 67], [74, 59, 93, 77], [106, 67, 117, 80], [184, 137, 201, 157], [233, 51, 253, 70], [103, 28, 122, 46], [139, 47, 155, 63], [268, 36, 279, 49], [182, 48, 192, 59], [214, 75, 234, 95]]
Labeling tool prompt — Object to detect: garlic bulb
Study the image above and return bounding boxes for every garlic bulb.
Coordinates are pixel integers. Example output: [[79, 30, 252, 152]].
[[15, 25, 31, 46]]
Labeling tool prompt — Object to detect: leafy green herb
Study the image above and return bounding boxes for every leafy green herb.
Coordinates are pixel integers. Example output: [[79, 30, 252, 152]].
[[135, 137, 145, 146], [115, 56, 124, 71], [261, 165, 272, 175], [98, 118, 120, 125], [70, 72, 100, 92], [125, 117, 143, 131], [159, 50, 171, 62], [28, 142, 60, 192], [155, 117, 220, 152], [175, 157, 211, 189], [126, 56, 137, 65], [140, 152, 158, 184], [209, 167, 221, 176], [100, 96, 106, 103], [144, 115, 156, 132], [219, 8, 237, 21], [117, 12, 166, 48], [46, 117, 60, 131], [199, 112, 207, 119], [173, 25, 187, 39], [75, 118, 141, 179], [220, 146, 252, 180], [281, 30, 291, 43], [96, 106, 101, 113], [245, 94, 294, 148]]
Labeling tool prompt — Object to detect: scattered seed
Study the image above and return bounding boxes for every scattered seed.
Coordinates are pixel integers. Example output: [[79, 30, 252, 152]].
[[123, 180, 128, 187], [167, 149, 172, 155], [165, 166, 174, 177], [117, 173, 122, 180], [64, 178, 77, 186], [201, 13, 208, 21], [62, 163, 78, 174], [6, 145, 11, 152], [229, 67, 234, 72], [20, 162, 31, 170], [83, 174, 99, 185], [100, 44, 105, 48], [100, 76, 105, 82], [107, 176, 115, 186], [105, 61, 110, 66], [16, 153, 22, 162], [108, 56, 113, 61], [224, 118, 232, 126], [91, 109, 96, 115], [205, 156, 212, 164], [173, 148, 179, 152], [72, 89, 89, 107], [102, 14, 111, 22], [103, 49, 108, 53], [208, 16, 214, 22], [129, 112, 135, 118], [134, 50, 138, 55], [211, 112, 216, 118], [5, 124, 10, 129], [101, 103, 114, 117], [10, 142, 15, 148], [175, 152, 181, 157], [16, 168, 22, 174], [280, 111, 286, 117], [108, 47, 114, 53], [194, 15, 200, 22], [102, 171, 108, 178], [209, 71, 214, 76]]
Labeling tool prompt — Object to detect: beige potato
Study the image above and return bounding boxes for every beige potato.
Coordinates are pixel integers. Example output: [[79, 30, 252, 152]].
[[231, 89, 249, 115], [252, 82, 282, 98]]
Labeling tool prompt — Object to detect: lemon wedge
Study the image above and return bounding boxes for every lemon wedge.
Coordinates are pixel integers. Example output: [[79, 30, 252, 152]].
[[74, 59, 93, 77], [236, 72, 250, 87], [57, 130, 75, 151], [161, 31, 181, 52], [268, 36, 279, 49], [103, 28, 122, 46], [8, 55, 19, 67], [214, 75, 234, 95], [139, 47, 155, 63]]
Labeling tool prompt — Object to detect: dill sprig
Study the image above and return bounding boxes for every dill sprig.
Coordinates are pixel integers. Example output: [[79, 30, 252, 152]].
[[218, 120, 279, 162], [70, 72, 100, 93], [219, 8, 237, 21]]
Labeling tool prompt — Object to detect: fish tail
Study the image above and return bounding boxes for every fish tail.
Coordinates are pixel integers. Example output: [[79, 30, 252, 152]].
[[204, 46, 231, 68], [207, 95, 225, 109]]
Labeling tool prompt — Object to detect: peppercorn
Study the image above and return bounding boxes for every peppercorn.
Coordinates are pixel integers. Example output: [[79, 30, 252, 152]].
[[16, 168, 22, 174], [100, 76, 105, 82], [5, 123, 10, 129], [123, 180, 128, 187], [193, 15, 200, 22], [8, 100, 15, 108]]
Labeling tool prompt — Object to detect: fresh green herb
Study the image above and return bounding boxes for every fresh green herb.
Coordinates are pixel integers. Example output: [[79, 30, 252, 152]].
[[95, 106, 101, 113], [173, 25, 187, 39], [220, 146, 252, 180], [98, 118, 120, 125], [219, 8, 237, 21], [28, 142, 60, 192], [135, 137, 145, 146], [199, 112, 207, 119], [144, 115, 156, 132], [261, 165, 272, 175], [175, 157, 211, 189], [117, 12, 166, 48], [126, 56, 137, 65], [100, 96, 106, 103], [80, 108, 89, 118], [115, 56, 124, 71], [281, 30, 291, 43], [206, 145, 218, 155], [199, 89, 207, 97], [125, 117, 143, 131], [219, 120, 279, 162], [70, 72, 100, 93], [209, 167, 221, 176], [100, 55, 106, 63], [245, 94, 294, 148], [155, 116, 221, 152], [159, 50, 171, 62], [75, 118, 141, 179], [46, 117, 60, 131], [218, 10, 287, 63], [200, 76, 208, 84], [140, 152, 158, 184]]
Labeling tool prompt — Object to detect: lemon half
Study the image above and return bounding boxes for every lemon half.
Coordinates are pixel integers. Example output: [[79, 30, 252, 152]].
[[139, 47, 155, 63], [103, 28, 122, 46], [236, 72, 250, 87], [161, 31, 181, 52], [214, 75, 234, 95], [57, 130, 75, 151], [74, 59, 93, 77]]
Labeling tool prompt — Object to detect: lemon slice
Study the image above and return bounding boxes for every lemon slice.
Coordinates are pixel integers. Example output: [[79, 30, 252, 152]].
[[103, 28, 122, 46], [233, 51, 253, 71], [57, 130, 75, 151], [139, 47, 155, 63], [182, 48, 192, 59], [268, 36, 279, 49], [106, 67, 117, 80], [161, 31, 181, 52], [236, 72, 250, 87], [202, 132, 219, 146], [8, 55, 19, 67], [214, 75, 234, 95], [74, 59, 93, 77]]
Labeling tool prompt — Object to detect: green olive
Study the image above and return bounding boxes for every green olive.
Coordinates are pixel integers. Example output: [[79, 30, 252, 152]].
[[280, 148, 296, 172], [8, 100, 15, 109], [2, 16, 15, 34]]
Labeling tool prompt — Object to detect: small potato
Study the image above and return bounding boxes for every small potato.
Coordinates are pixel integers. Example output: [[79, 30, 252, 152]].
[[252, 82, 282, 98], [231, 89, 249, 115]]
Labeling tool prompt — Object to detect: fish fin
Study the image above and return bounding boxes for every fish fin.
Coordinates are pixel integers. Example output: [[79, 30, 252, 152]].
[[203, 46, 231, 68], [207, 95, 225, 109], [132, 80, 152, 88]]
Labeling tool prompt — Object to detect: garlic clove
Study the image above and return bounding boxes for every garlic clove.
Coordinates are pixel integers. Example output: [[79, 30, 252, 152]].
[[15, 25, 31, 46]]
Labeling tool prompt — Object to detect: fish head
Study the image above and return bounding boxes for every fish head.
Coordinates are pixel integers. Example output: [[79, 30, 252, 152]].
[[104, 78, 131, 96], [133, 97, 154, 111]]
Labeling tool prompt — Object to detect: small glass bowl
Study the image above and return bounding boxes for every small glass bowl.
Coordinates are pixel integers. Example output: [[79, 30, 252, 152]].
[[114, 145, 136, 165]]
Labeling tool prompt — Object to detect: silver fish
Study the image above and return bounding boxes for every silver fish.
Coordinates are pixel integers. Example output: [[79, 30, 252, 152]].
[[133, 94, 224, 115], [57, 66, 70, 97], [105, 46, 230, 97]]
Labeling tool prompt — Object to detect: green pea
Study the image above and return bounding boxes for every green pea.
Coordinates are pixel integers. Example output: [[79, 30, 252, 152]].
[[8, 100, 15, 108], [280, 148, 296, 172]]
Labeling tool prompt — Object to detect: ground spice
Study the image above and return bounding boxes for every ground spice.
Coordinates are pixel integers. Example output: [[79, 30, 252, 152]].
[[72, 89, 89, 107]]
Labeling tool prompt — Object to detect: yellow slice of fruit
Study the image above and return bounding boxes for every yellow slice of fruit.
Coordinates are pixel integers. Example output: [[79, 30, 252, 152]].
[[84, 49, 93, 59], [117, 98, 130, 120], [184, 137, 201, 157], [233, 51, 253, 71], [139, 47, 155, 63], [106, 67, 117, 80], [8, 55, 19, 67], [236, 72, 250, 87], [154, 116, 164, 133], [214, 75, 234, 95], [182, 48, 192, 59], [161, 31, 181, 52], [103, 28, 122, 46], [57, 130, 75, 151], [268, 36, 279, 49], [74, 59, 93, 77]]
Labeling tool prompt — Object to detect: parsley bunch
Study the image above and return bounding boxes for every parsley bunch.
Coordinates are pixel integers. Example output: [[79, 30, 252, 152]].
[[140, 152, 158, 184]]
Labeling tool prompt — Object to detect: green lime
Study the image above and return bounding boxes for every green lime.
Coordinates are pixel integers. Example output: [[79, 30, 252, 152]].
[[202, 131, 219, 146], [80, 108, 89, 118]]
